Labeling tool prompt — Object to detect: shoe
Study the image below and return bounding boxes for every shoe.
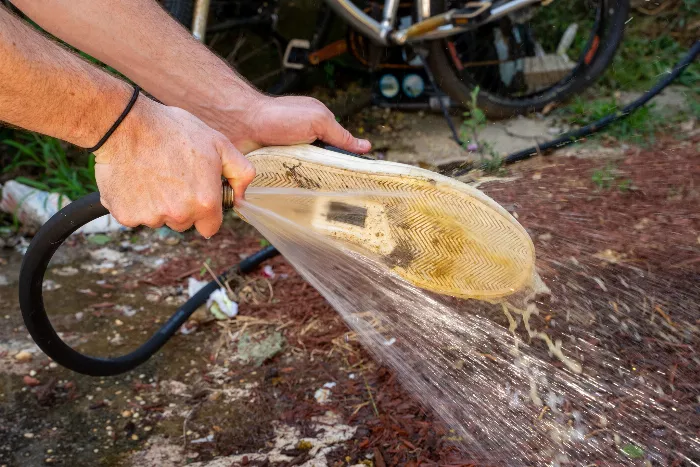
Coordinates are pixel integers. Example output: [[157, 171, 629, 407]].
[[237, 144, 535, 301]]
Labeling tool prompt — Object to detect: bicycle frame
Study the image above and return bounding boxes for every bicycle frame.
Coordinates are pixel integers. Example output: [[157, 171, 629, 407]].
[[191, 0, 544, 46]]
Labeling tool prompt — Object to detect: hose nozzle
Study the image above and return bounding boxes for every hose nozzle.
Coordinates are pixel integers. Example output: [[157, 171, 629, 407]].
[[222, 182, 235, 210]]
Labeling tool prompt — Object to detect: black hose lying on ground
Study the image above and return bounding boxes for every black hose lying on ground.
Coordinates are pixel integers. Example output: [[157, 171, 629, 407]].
[[504, 40, 699, 165], [18, 190, 280, 376]]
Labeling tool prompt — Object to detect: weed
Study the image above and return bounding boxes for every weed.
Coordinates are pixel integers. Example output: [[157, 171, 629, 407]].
[[460, 87, 487, 148], [479, 146, 505, 175], [460, 87, 505, 175], [561, 97, 664, 146], [600, 31, 699, 91], [1, 132, 97, 199], [591, 163, 632, 192]]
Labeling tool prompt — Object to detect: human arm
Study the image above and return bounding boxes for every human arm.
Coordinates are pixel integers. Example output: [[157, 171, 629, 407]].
[[11, 0, 371, 155], [0, 5, 254, 237]]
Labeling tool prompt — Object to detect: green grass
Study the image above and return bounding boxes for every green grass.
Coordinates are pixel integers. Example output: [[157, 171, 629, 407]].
[[600, 24, 699, 92], [591, 162, 632, 192], [561, 96, 666, 146], [1, 132, 97, 200]]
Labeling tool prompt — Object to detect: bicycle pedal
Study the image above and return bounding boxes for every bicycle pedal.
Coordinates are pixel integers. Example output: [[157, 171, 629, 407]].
[[283, 39, 311, 70]]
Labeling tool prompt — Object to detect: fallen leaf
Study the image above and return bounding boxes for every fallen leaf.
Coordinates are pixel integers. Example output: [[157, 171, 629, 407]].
[[88, 234, 111, 245], [621, 444, 644, 459]]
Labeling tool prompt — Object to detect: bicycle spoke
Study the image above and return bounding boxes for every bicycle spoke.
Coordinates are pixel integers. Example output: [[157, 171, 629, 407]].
[[250, 68, 284, 86], [226, 32, 249, 64], [231, 42, 276, 68]]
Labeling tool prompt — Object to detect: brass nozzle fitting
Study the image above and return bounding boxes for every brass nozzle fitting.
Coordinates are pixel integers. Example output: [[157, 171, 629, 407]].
[[222, 182, 235, 210]]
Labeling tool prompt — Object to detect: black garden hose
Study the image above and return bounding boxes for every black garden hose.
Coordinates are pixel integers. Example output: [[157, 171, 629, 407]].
[[18, 143, 348, 377], [503, 41, 699, 164], [18, 190, 280, 376]]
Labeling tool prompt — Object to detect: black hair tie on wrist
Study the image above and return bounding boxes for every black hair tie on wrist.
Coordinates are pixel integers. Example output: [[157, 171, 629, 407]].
[[84, 86, 140, 153]]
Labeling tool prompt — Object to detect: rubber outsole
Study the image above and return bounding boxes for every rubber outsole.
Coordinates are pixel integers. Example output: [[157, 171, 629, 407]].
[[245, 145, 535, 300]]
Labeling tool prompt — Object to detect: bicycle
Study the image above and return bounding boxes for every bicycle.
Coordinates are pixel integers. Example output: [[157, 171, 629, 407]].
[[164, 0, 629, 117]]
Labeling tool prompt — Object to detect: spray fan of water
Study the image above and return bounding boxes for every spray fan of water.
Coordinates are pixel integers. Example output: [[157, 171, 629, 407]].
[[237, 186, 698, 465]]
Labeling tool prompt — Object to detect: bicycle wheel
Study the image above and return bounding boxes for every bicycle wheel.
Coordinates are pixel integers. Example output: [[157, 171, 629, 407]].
[[427, 0, 630, 117], [162, 0, 193, 25], [161, 0, 332, 95]]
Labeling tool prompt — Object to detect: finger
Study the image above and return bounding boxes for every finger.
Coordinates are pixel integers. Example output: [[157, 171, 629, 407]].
[[315, 113, 371, 154], [165, 221, 192, 233], [142, 216, 166, 229], [193, 211, 222, 239], [219, 140, 256, 204], [192, 182, 223, 238]]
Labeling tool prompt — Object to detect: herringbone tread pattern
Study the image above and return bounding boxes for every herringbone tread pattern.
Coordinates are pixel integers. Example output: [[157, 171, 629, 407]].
[[248, 152, 534, 300]]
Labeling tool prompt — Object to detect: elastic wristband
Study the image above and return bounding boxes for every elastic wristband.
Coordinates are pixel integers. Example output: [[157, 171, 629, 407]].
[[84, 86, 140, 153]]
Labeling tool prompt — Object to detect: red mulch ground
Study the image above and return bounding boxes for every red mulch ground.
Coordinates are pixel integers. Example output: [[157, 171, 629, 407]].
[[105, 135, 699, 466]]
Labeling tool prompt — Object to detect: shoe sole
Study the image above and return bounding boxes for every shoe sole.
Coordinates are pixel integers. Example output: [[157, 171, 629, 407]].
[[244, 144, 535, 301]]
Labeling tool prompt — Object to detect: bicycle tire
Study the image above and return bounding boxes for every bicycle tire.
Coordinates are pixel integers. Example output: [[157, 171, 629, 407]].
[[161, 0, 332, 95], [426, 0, 630, 117], [162, 0, 194, 26]]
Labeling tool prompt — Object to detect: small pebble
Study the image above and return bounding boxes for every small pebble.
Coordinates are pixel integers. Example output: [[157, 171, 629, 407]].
[[131, 435, 139, 441], [121, 410, 132, 418], [23, 376, 41, 387], [29, 370, 37, 377], [144, 426, 152, 432], [14, 350, 33, 363], [24, 433, 34, 439], [49, 363, 58, 369]]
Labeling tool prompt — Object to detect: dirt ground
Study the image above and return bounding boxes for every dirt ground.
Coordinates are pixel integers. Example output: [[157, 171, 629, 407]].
[[0, 116, 698, 466]]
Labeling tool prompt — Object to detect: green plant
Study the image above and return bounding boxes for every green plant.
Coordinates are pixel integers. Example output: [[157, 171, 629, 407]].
[[591, 163, 632, 192], [479, 146, 505, 175], [600, 32, 699, 91], [562, 97, 664, 146], [1, 132, 97, 199], [459, 87, 505, 175], [460, 86, 487, 148]]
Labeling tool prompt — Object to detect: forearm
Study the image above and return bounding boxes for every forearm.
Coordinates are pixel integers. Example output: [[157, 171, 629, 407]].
[[11, 0, 262, 136], [0, 5, 131, 148]]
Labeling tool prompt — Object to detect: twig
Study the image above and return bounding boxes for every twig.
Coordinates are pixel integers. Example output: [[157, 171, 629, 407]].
[[654, 305, 675, 327], [584, 428, 610, 439], [203, 260, 234, 299], [361, 368, 380, 417], [350, 401, 370, 417], [182, 406, 198, 451]]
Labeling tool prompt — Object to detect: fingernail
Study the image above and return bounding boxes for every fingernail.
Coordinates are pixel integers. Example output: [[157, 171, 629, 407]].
[[358, 139, 371, 152]]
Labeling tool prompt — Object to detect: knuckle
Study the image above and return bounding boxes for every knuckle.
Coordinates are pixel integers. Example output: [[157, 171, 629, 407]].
[[143, 216, 165, 229], [167, 222, 191, 233], [169, 210, 190, 225], [196, 193, 219, 211], [241, 163, 256, 180], [111, 210, 136, 228]]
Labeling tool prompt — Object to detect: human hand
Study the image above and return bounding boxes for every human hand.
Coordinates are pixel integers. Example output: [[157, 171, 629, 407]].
[[221, 95, 371, 155], [94, 97, 255, 238]]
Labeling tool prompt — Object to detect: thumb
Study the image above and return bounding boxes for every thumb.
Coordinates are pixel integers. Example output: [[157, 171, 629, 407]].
[[219, 140, 256, 204], [317, 115, 371, 154]]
